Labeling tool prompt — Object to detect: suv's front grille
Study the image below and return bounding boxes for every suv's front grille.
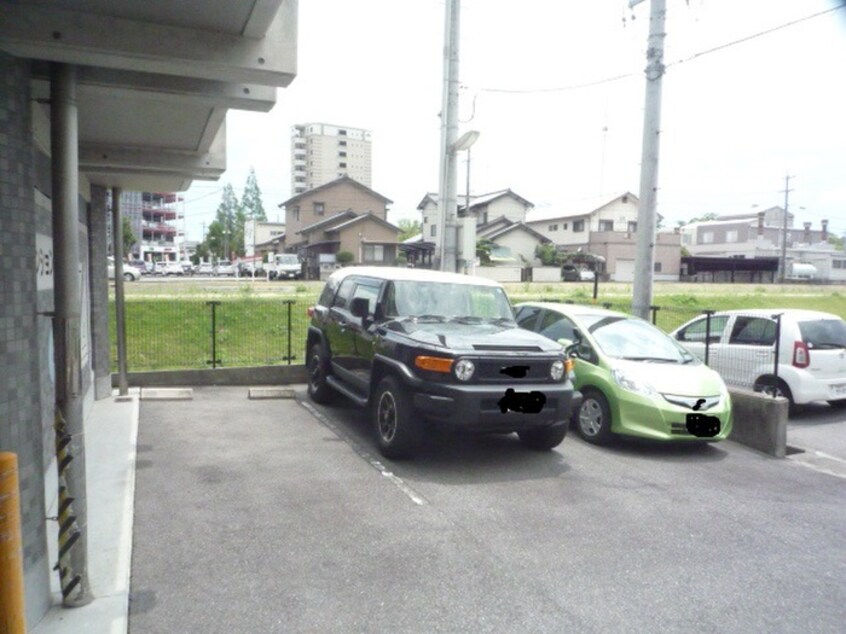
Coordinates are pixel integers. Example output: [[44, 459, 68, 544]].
[[474, 359, 551, 383]]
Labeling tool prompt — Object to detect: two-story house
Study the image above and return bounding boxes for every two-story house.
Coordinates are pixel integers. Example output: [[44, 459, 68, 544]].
[[277, 175, 400, 277], [415, 189, 535, 267], [525, 192, 681, 282]]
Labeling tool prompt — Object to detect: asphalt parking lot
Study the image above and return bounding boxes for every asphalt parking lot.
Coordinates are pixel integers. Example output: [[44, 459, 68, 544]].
[[129, 387, 846, 633]]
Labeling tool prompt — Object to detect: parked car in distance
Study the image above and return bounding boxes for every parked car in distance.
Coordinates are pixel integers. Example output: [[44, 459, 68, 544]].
[[158, 261, 184, 276], [179, 261, 195, 275], [670, 309, 846, 410], [107, 257, 143, 282], [306, 267, 581, 459], [269, 253, 303, 280], [562, 264, 594, 281], [215, 260, 236, 276], [196, 262, 215, 276], [515, 302, 732, 444], [128, 259, 148, 274]]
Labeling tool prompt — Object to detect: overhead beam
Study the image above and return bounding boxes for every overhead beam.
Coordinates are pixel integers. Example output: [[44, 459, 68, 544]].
[[0, 1, 297, 87], [31, 68, 278, 112]]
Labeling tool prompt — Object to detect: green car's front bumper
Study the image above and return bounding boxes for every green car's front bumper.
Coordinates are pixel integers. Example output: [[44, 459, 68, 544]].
[[607, 388, 733, 441]]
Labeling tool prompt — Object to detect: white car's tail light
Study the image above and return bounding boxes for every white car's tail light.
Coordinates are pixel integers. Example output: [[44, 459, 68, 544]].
[[793, 341, 810, 368]]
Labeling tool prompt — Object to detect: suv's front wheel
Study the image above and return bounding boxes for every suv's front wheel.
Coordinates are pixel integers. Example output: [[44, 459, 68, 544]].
[[373, 376, 422, 459]]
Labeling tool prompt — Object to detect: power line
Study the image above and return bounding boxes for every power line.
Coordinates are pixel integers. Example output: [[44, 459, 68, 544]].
[[465, 3, 845, 98]]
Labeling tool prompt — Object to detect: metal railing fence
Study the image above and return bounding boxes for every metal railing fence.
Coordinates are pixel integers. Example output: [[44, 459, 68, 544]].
[[109, 297, 311, 372]]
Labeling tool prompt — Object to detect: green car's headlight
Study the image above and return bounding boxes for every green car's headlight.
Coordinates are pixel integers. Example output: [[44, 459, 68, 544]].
[[612, 367, 659, 398]]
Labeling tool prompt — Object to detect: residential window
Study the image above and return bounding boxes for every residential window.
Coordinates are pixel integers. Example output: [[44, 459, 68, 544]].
[[338, 129, 347, 136], [563, 222, 568, 230], [599, 220, 614, 232], [292, 206, 300, 222], [430, 225, 437, 237], [627, 221, 637, 233], [834, 259, 845, 269], [363, 244, 385, 262], [339, 151, 347, 157], [702, 231, 714, 244], [726, 230, 738, 243], [339, 162, 347, 168], [573, 219, 585, 233], [654, 261, 662, 273], [548, 224, 558, 231], [314, 202, 325, 216], [339, 140, 347, 146]]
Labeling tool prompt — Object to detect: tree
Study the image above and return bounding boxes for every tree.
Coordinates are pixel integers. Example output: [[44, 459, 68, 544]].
[[121, 216, 137, 257], [206, 184, 243, 259], [336, 251, 354, 266], [534, 243, 560, 266], [397, 218, 421, 242], [241, 167, 267, 221]]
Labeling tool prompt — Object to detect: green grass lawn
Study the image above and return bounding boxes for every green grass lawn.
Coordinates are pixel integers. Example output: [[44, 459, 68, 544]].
[[111, 278, 846, 371]]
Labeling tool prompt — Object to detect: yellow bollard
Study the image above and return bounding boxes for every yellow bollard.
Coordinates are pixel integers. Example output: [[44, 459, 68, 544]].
[[0, 452, 27, 634]]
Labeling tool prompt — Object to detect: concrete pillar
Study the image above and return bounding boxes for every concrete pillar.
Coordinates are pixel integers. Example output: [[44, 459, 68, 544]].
[[88, 186, 111, 399]]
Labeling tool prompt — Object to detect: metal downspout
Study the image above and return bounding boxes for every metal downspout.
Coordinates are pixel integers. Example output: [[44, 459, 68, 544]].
[[50, 62, 93, 607], [111, 187, 129, 395]]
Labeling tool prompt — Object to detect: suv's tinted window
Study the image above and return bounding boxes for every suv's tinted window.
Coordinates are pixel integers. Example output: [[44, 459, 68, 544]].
[[798, 318, 846, 349], [351, 281, 380, 315], [729, 317, 777, 346], [333, 278, 356, 310]]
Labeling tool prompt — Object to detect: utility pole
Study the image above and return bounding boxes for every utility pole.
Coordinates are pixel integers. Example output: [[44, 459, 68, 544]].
[[631, 0, 666, 321], [779, 174, 794, 283], [437, 0, 461, 272]]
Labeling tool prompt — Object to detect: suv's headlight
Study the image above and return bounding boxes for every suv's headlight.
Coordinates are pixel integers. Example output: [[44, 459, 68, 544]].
[[550, 360, 565, 381], [454, 358, 475, 381], [612, 367, 659, 398]]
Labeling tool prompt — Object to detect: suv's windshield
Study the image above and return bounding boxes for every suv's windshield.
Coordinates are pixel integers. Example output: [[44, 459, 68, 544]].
[[799, 318, 846, 349], [277, 255, 299, 265], [583, 315, 694, 363], [384, 280, 514, 321]]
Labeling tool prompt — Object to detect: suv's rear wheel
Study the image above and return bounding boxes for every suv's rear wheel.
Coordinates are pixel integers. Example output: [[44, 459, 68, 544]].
[[518, 425, 567, 451], [307, 344, 334, 404], [373, 376, 421, 459]]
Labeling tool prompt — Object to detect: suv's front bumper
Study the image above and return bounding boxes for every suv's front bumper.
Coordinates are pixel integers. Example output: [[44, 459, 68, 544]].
[[412, 382, 581, 432]]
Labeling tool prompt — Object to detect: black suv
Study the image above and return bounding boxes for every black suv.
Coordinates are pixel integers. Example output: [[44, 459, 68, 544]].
[[306, 267, 581, 458]]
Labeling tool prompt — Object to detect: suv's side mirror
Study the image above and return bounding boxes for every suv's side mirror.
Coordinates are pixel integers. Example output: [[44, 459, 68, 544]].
[[350, 297, 369, 319]]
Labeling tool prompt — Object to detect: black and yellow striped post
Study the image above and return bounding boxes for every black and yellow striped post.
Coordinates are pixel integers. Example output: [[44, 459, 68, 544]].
[[54, 410, 91, 606], [0, 452, 27, 633]]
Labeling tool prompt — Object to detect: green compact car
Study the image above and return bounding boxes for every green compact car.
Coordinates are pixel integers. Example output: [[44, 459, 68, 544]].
[[515, 302, 732, 444]]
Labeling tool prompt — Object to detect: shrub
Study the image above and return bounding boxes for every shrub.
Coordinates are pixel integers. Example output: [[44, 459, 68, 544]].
[[336, 251, 354, 266]]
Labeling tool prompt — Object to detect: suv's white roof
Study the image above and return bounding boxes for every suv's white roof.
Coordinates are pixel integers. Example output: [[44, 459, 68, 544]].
[[328, 266, 502, 287]]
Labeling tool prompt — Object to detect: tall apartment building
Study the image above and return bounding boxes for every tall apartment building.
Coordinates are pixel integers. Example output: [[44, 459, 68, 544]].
[[291, 123, 372, 194], [118, 191, 183, 263]]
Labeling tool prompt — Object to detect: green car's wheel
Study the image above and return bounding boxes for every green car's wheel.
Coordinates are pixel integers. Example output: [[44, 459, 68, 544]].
[[576, 388, 614, 445]]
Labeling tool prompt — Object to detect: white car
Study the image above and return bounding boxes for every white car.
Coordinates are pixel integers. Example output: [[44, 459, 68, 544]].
[[158, 261, 184, 276], [215, 260, 236, 276], [670, 309, 846, 409], [107, 257, 143, 281], [197, 262, 215, 276]]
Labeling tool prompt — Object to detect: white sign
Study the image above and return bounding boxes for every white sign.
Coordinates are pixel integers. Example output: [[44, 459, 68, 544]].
[[36, 233, 54, 291]]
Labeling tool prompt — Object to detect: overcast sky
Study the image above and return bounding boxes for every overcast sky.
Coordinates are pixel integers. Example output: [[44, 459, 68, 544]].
[[181, 0, 846, 243]]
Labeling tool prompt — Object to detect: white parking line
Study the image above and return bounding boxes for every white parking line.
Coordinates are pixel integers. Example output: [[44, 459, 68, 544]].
[[298, 399, 428, 506]]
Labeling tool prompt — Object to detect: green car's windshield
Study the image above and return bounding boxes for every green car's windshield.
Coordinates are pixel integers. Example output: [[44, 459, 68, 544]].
[[581, 315, 695, 363], [384, 281, 515, 322]]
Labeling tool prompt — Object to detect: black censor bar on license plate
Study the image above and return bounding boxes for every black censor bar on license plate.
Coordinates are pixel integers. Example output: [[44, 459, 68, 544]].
[[686, 413, 720, 437], [498, 388, 546, 414]]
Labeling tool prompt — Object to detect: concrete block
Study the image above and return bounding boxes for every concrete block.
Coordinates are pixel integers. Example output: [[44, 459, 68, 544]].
[[140, 388, 193, 401], [728, 388, 788, 458], [248, 387, 296, 400]]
